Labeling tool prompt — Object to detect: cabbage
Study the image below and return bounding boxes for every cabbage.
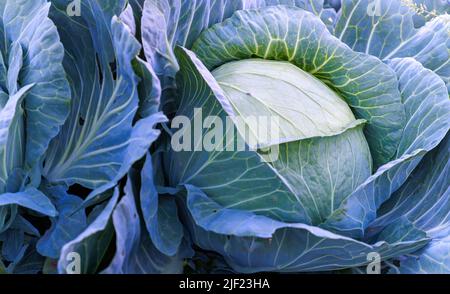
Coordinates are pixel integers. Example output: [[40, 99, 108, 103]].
[[0, 0, 449, 274]]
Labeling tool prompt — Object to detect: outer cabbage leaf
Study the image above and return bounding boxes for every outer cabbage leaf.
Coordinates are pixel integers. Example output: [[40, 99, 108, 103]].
[[1, 229, 26, 262], [118, 3, 162, 118], [323, 58, 450, 237], [370, 134, 450, 273], [335, 0, 416, 58], [0, 0, 70, 175], [335, 0, 450, 92], [0, 188, 57, 217], [44, 1, 142, 189], [416, 0, 450, 14], [0, 85, 33, 192], [120, 4, 137, 36], [180, 184, 428, 272], [1, 215, 43, 272], [392, 236, 450, 274], [102, 172, 190, 274], [0, 205, 16, 234], [141, 0, 328, 113], [409, 0, 450, 27], [134, 58, 162, 118], [140, 153, 184, 256], [36, 185, 87, 259], [57, 188, 119, 274], [4, 240, 44, 274], [373, 135, 450, 235], [81, 112, 167, 208]]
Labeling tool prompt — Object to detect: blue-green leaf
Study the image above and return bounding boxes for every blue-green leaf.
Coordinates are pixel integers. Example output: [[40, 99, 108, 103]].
[[120, 4, 136, 36], [57, 188, 119, 274], [141, 0, 327, 113], [0, 85, 33, 193], [389, 58, 450, 156], [375, 134, 450, 273], [101, 175, 140, 274], [9, 245, 44, 274], [36, 185, 87, 259], [141, 153, 183, 256], [102, 172, 190, 274], [335, 0, 450, 92], [182, 185, 428, 272], [408, 0, 450, 27], [81, 112, 167, 208], [0, 0, 70, 172], [323, 58, 450, 238], [386, 15, 450, 93], [373, 134, 450, 234], [394, 235, 450, 273], [0, 259, 5, 273], [0, 0, 70, 195], [335, 0, 416, 58], [0, 188, 57, 217], [0, 205, 16, 235], [44, 2, 142, 189], [134, 58, 162, 119]]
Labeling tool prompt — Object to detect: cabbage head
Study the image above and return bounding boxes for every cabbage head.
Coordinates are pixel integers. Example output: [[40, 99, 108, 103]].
[[1, 0, 449, 275], [149, 0, 450, 273]]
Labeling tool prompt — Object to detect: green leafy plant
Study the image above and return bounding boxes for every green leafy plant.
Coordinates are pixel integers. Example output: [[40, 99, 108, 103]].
[[0, 0, 449, 274]]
